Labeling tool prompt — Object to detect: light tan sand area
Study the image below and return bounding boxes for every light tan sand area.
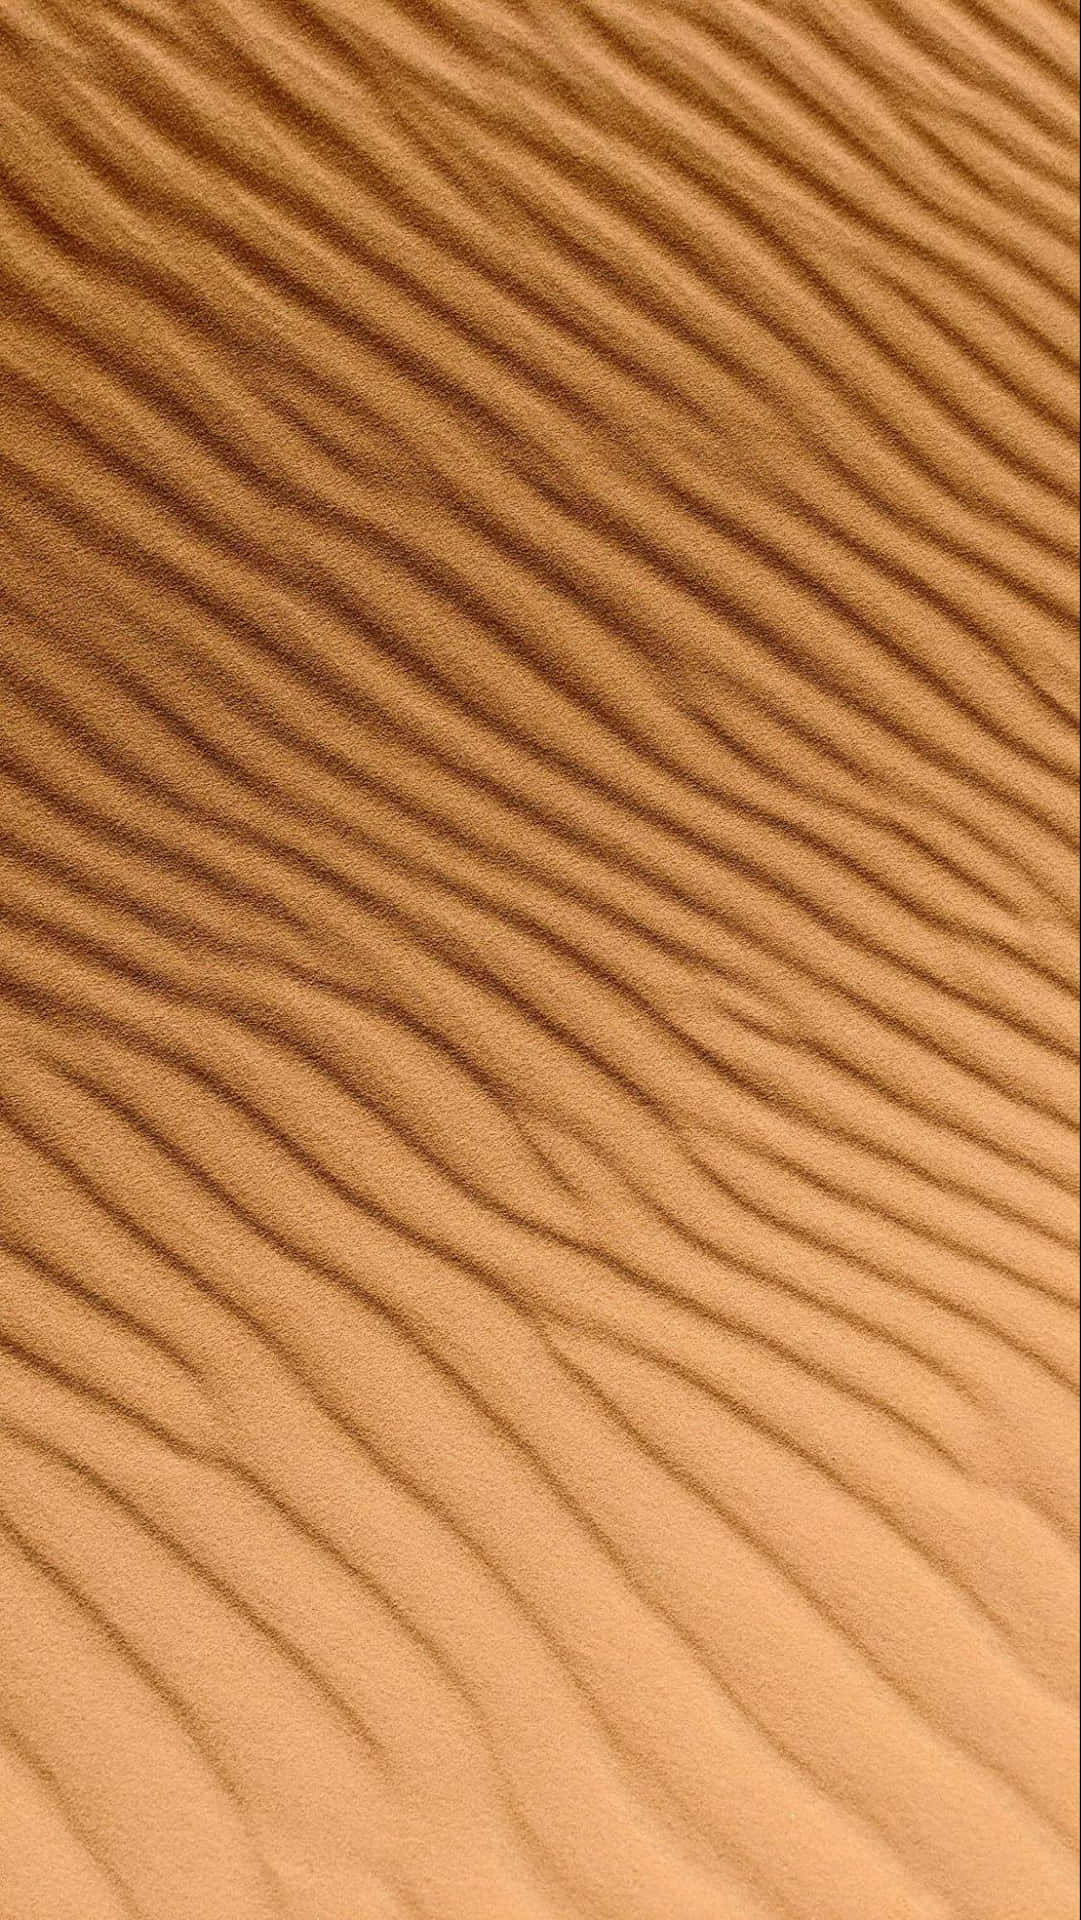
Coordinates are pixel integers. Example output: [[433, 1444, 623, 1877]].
[[0, 1, 1077, 1915]]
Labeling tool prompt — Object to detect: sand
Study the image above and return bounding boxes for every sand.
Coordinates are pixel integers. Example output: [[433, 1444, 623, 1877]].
[[0, 1, 1077, 1916]]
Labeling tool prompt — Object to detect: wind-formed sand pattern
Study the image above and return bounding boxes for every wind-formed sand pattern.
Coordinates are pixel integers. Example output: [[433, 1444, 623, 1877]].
[[0, 2, 1077, 1916]]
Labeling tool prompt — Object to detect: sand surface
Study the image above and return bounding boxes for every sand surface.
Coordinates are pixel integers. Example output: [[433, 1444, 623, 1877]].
[[0, 2, 1078, 1916]]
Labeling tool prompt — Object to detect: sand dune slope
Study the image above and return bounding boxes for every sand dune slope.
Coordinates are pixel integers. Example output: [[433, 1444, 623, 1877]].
[[0, 2, 1077, 1916]]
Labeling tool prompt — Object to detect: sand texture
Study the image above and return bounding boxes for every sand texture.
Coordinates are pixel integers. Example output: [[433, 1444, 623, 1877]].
[[0, 1, 1078, 1916]]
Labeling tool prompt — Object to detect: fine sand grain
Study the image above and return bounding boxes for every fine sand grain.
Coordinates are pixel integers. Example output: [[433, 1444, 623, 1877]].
[[0, 2, 1078, 1916]]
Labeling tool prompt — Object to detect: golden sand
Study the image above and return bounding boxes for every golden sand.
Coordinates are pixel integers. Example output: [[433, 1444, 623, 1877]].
[[0, 3, 1077, 1915]]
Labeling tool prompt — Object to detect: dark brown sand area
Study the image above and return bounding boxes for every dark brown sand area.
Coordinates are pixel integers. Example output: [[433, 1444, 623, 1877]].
[[0, 2, 1078, 1915]]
